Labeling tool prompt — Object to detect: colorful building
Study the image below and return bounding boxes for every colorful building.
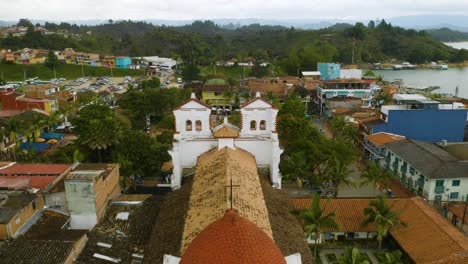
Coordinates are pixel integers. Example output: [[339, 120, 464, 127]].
[[318, 63, 341, 80], [115, 56, 131, 69], [1, 91, 58, 113], [360, 94, 467, 142]]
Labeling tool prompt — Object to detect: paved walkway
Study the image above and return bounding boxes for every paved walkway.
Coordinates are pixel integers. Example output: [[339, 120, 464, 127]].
[[337, 161, 382, 198]]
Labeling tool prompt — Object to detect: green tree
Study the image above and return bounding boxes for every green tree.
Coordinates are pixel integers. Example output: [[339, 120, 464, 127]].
[[376, 250, 403, 264], [337, 247, 370, 264], [114, 130, 169, 178], [72, 104, 120, 162], [140, 77, 161, 89], [331, 115, 346, 138], [360, 161, 392, 195], [326, 157, 355, 193], [293, 193, 339, 259], [362, 196, 407, 250], [44, 51, 59, 69], [182, 63, 201, 81], [17, 18, 34, 28], [279, 95, 306, 118]]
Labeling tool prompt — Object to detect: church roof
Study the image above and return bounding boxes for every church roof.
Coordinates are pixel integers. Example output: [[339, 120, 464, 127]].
[[180, 147, 273, 253], [180, 209, 286, 264], [212, 119, 240, 138], [240, 96, 278, 110], [174, 93, 211, 110]]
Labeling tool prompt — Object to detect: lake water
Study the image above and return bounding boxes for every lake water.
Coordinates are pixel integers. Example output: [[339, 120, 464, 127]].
[[375, 68, 468, 98], [444, 42, 468, 50]]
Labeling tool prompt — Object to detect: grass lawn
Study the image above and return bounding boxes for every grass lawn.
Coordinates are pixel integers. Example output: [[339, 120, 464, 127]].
[[0, 63, 145, 81]]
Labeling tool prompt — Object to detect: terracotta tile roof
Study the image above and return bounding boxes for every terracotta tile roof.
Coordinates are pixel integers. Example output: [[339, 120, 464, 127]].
[[0, 163, 71, 176], [290, 198, 378, 232], [448, 203, 468, 225], [393, 197, 468, 264], [290, 197, 468, 264], [180, 210, 286, 264], [359, 115, 385, 127], [367, 132, 406, 147], [0, 176, 58, 190], [181, 147, 273, 254]]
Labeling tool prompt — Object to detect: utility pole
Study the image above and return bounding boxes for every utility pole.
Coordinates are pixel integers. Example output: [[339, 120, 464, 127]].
[[1, 72, 3, 81], [53, 65, 57, 79], [81, 63, 84, 77], [110, 65, 114, 78]]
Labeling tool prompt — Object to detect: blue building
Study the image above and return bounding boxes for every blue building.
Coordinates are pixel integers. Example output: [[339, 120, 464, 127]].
[[360, 94, 467, 142], [317, 63, 340, 80], [115, 56, 132, 69]]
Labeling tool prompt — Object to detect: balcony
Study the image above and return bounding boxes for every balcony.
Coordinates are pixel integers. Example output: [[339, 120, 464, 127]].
[[434, 186, 445, 194]]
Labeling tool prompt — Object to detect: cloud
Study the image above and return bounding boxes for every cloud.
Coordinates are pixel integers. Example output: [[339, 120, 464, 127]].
[[1, 0, 468, 21]]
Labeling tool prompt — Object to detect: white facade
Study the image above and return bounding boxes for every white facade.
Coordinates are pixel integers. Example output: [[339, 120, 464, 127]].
[[382, 149, 468, 202], [340, 69, 362, 79], [169, 93, 284, 190]]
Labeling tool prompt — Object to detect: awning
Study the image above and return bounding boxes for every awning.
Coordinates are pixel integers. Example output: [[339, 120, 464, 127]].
[[40, 133, 64, 140], [20, 142, 50, 152]]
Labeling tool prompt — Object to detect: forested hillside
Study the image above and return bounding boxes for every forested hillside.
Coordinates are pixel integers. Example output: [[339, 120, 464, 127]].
[[2, 19, 467, 75], [426, 28, 468, 42]]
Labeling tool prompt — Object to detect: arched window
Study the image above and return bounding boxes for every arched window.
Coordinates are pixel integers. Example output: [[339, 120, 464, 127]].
[[260, 120, 266, 130], [186, 120, 192, 131], [250, 120, 257, 131], [195, 120, 202, 131]]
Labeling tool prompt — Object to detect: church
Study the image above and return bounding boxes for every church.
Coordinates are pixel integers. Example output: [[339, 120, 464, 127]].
[[169, 92, 284, 190], [145, 93, 312, 263]]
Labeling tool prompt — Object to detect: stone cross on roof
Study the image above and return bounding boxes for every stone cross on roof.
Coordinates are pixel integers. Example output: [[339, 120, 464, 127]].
[[224, 177, 240, 210]]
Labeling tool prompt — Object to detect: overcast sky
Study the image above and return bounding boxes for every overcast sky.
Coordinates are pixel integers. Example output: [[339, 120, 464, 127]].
[[1, 0, 468, 21]]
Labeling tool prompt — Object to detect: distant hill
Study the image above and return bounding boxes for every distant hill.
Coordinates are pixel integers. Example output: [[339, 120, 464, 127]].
[[426, 28, 468, 42], [2, 15, 468, 31]]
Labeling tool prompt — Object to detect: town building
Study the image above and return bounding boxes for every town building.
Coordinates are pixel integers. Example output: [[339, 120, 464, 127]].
[[1, 91, 58, 113], [24, 84, 76, 107], [0, 210, 88, 264], [301, 71, 321, 81], [362, 132, 406, 161], [360, 94, 467, 142], [340, 69, 363, 79], [115, 56, 132, 69], [169, 93, 283, 190], [290, 197, 468, 264], [200, 79, 232, 108], [381, 139, 468, 203], [64, 163, 121, 229], [318, 63, 341, 80], [102, 56, 116, 68], [0, 163, 72, 213], [75, 194, 162, 263], [0, 192, 44, 240], [316, 79, 380, 116]]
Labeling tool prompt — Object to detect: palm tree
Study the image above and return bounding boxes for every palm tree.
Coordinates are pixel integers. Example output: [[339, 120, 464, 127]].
[[360, 161, 392, 195], [292, 192, 339, 259], [327, 157, 355, 195], [361, 196, 407, 250], [376, 250, 403, 264], [337, 247, 370, 264], [281, 151, 313, 187]]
